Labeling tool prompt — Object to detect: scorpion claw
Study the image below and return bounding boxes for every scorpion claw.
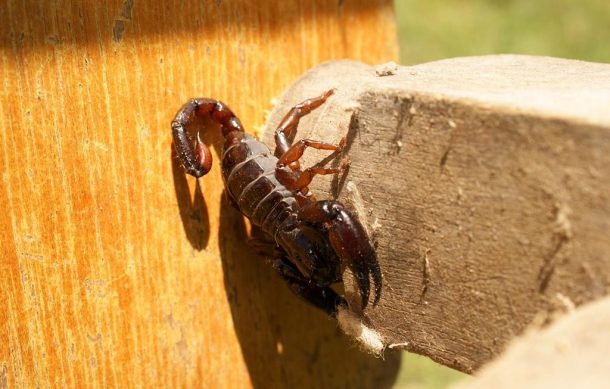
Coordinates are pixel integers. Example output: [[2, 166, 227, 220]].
[[298, 200, 382, 310], [352, 262, 371, 308], [349, 243, 382, 309], [325, 203, 382, 310]]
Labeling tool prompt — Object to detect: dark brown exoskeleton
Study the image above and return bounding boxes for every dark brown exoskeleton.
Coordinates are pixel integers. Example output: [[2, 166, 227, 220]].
[[171, 90, 381, 316]]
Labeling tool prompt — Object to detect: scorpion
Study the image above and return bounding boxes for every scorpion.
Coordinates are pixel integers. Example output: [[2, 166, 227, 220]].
[[171, 90, 381, 317]]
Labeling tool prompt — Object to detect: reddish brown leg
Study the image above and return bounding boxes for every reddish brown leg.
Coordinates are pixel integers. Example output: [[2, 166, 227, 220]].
[[290, 162, 348, 192], [273, 90, 346, 197], [275, 167, 314, 204], [274, 89, 334, 159], [278, 138, 345, 168], [276, 156, 348, 195]]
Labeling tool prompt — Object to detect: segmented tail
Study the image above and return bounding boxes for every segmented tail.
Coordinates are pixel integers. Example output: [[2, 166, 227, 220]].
[[171, 98, 244, 177]]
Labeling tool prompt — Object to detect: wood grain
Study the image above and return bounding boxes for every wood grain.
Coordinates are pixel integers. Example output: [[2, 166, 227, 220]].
[[459, 296, 610, 388], [264, 56, 610, 373], [0, 1, 399, 387]]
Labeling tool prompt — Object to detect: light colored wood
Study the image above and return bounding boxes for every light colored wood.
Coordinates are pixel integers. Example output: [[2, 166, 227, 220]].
[[458, 297, 610, 389], [0, 1, 399, 387], [264, 56, 610, 373]]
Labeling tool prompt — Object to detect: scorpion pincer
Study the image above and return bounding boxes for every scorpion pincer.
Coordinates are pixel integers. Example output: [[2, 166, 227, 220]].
[[171, 90, 382, 316]]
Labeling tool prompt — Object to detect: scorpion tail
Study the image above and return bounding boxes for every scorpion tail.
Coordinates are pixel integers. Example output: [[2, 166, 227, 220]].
[[171, 98, 244, 178]]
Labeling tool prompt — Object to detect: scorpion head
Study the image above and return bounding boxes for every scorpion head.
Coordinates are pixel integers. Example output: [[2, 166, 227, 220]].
[[277, 222, 342, 287], [278, 200, 382, 310]]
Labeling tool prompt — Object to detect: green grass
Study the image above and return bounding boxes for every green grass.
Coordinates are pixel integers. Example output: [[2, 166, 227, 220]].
[[395, 0, 610, 65], [393, 353, 470, 389], [392, 1, 608, 387]]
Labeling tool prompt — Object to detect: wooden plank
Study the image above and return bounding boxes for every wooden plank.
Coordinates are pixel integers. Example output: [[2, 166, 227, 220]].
[[264, 56, 610, 373], [460, 296, 610, 388], [0, 1, 399, 387]]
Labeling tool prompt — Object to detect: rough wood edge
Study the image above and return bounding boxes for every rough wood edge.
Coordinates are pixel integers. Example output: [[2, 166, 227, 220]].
[[263, 56, 610, 372], [457, 296, 610, 388]]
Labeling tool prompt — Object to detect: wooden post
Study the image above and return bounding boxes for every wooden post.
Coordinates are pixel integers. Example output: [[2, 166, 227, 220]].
[[264, 56, 610, 373], [0, 1, 399, 387]]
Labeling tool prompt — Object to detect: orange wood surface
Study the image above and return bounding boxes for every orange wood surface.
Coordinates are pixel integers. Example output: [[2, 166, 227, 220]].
[[0, 1, 398, 387]]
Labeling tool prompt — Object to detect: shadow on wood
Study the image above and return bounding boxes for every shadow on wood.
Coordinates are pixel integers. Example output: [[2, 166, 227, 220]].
[[171, 147, 210, 251], [218, 194, 400, 389], [0, 0, 388, 49]]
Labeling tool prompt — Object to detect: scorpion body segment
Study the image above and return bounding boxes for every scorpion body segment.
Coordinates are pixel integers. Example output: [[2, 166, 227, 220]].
[[172, 91, 382, 316], [221, 132, 297, 235]]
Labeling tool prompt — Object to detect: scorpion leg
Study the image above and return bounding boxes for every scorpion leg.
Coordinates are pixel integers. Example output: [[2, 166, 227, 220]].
[[273, 91, 347, 195], [274, 89, 335, 162], [298, 201, 382, 309], [271, 255, 346, 317], [275, 152, 349, 204], [278, 137, 345, 170], [281, 162, 349, 194], [171, 98, 244, 177]]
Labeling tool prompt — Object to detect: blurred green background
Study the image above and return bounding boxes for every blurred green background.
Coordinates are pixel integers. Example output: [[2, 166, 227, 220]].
[[395, 0, 610, 65], [392, 0, 608, 388]]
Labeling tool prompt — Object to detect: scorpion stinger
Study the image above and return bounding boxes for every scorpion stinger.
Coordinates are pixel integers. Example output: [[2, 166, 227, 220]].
[[172, 90, 382, 316]]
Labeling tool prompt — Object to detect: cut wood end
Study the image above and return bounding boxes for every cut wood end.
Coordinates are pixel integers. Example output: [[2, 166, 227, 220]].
[[264, 56, 610, 372]]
